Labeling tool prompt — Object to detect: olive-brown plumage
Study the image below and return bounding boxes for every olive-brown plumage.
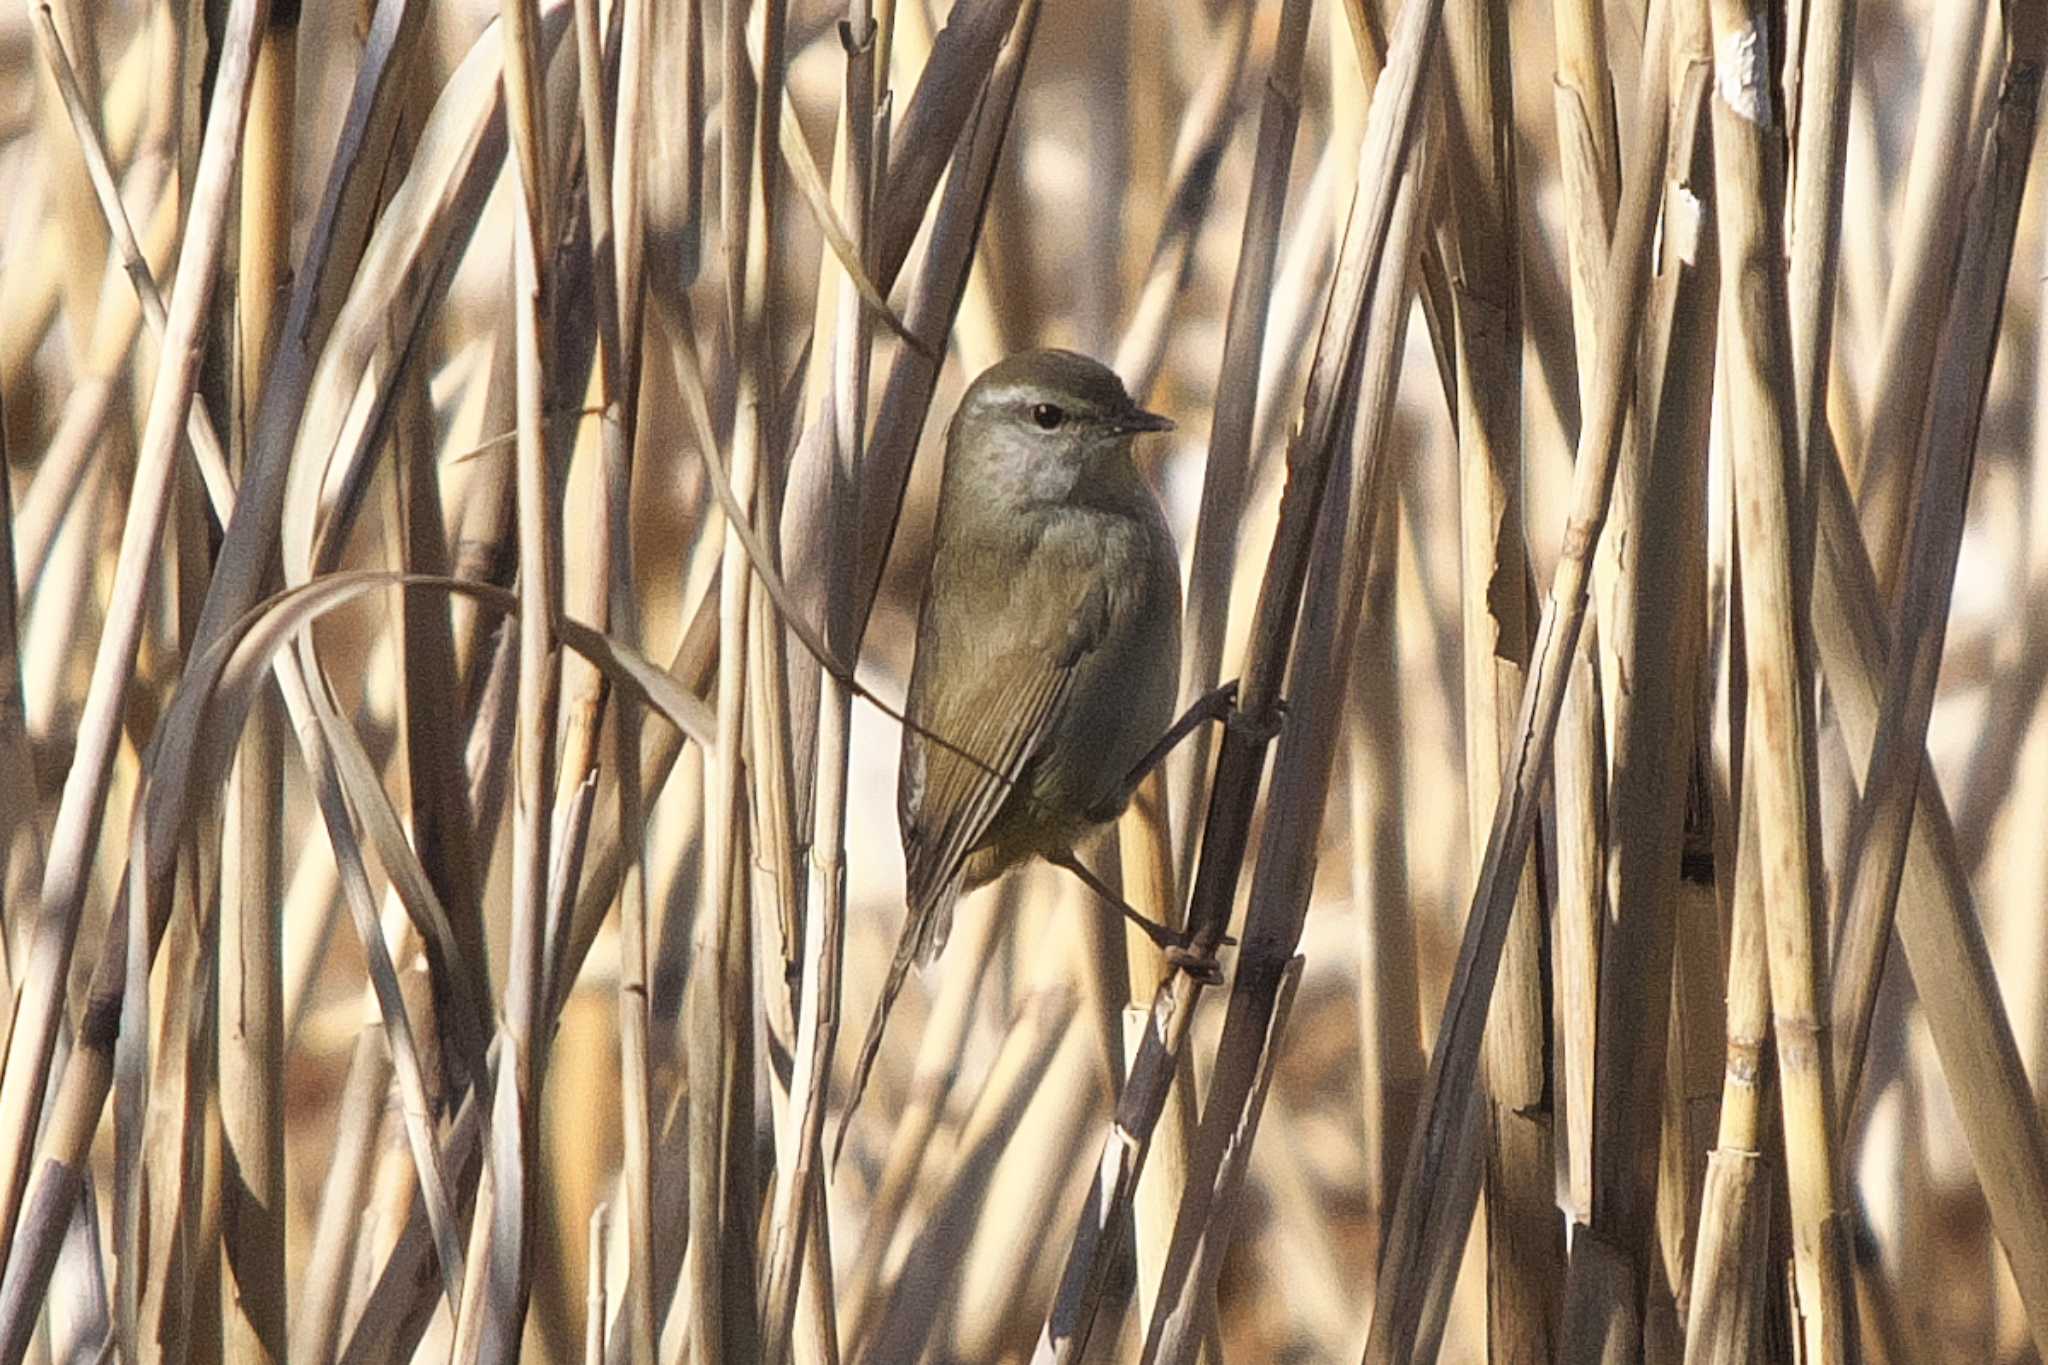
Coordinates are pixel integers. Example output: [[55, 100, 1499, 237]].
[[839, 349, 1181, 1156]]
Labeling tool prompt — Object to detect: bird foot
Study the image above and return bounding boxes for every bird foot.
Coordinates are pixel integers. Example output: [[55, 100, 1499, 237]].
[[1225, 695, 1288, 744], [1166, 944, 1226, 985]]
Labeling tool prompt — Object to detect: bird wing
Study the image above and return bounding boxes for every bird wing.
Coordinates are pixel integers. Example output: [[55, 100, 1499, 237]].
[[897, 558, 1110, 937], [834, 566, 1108, 1168]]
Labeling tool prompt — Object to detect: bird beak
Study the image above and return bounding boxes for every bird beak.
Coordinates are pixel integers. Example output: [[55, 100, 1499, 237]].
[[1118, 408, 1176, 435]]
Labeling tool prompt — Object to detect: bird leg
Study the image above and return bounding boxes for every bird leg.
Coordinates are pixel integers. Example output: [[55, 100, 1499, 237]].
[[1117, 680, 1243, 795], [1047, 849, 1227, 985]]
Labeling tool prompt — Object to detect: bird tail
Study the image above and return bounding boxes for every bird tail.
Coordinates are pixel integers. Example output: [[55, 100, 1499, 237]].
[[833, 879, 961, 1168]]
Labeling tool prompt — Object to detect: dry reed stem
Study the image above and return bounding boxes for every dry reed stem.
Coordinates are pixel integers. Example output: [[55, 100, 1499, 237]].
[[1705, 0, 1858, 1354], [778, 0, 1024, 802], [1, 2, 2039, 1358], [863, 984, 1080, 1359], [760, 15, 876, 1361], [1349, 479, 1423, 1235], [1553, 644, 1605, 1218], [132, 854, 216, 1364], [851, 0, 1041, 642], [555, 0, 629, 990], [1784, 0, 1857, 463], [2, 528, 710, 1358], [473, 0, 564, 1352], [288, 1023, 391, 1364], [1552, 0, 1620, 386], [739, 0, 793, 1349], [680, 0, 775, 1352], [1685, 771, 1772, 1365], [584, 1203, 606, 1365], [8, 18, 453, 1336], [1439, 0, 1563, 1346], [1147, 957, 1305, 1364], [1146, 104, 1434, 1365], [1851, 0, 1990, 600], [395, 284, 490, 1106], [1658, 870, 1727, 1327], [1331, 0, 1462, 429], [24, 35, 487, 1326], [1548, 0, 1619, 1247], [0, 368, 20, 1061], [1048, 0, 1449, 1353], [1166, 0, 1313, 892], [1104, 16, 1258, 1344], [0, 0, 270, 1272], [218, 5, 295, 1361], [837, 899, 1004, 1353], [551, 10, 642, 1353], [598, 0, 659, 1357], [331, 588, 719, 1360], [1791, 32, 2048, 1330], [26, 8, 234, 518], [1565, 6, 1717, 1337], [1363, 7, 1702, 1356], [1111, 3, 1251, 404], [1831, 11, 2043, 1124]]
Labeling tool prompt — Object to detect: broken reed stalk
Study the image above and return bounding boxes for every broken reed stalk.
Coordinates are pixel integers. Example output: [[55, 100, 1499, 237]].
[[0, 0, 270, 1274], [1360, 9, 1699, 1360], [1547, 26, 1624, 1231], [1438, 0, 1563, 1347], [1703, 0, 1858, 1355], [1551, 0, 1620, 382], [1041, 0, 1451, 1352]]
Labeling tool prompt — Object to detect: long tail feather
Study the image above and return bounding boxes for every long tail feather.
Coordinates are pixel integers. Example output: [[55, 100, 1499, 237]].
[[832, 878, 961, 1167]]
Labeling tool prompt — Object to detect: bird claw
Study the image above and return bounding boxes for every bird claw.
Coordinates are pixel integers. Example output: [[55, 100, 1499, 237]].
[[1166, 944, 1225, 985], [1226, 696, 1287, 743]]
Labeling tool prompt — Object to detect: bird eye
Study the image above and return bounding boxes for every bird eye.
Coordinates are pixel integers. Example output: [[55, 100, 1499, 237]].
[[1031, 403, 1066, 431]]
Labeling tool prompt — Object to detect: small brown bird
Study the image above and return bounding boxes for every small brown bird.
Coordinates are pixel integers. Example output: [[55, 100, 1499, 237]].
[[838, 349, 1204, 1159]]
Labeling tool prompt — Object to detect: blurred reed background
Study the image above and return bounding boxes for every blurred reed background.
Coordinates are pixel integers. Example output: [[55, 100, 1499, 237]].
[[0, 0, 2042, 1361]]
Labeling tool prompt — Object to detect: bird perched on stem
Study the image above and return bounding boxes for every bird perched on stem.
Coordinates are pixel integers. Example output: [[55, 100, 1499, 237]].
[[837, 349, 1228, 1162]]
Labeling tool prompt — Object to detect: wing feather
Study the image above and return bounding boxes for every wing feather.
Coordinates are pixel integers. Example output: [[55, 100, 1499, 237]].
[[836, 577, 1105, 1167]]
